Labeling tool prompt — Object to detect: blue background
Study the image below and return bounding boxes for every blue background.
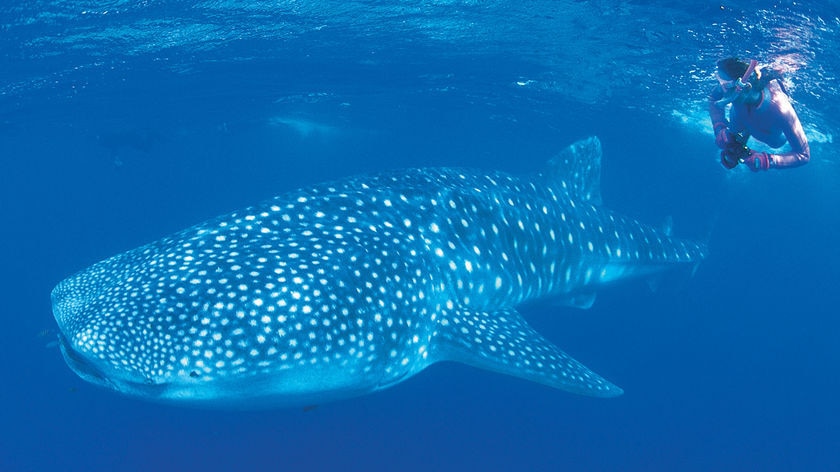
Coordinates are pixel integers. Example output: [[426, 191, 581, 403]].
[[2, 1, 839, 470]]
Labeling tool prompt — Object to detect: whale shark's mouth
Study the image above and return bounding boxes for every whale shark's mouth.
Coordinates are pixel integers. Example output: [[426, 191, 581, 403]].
[[57, 332, 174, 400], [57, 333, 114, 390]]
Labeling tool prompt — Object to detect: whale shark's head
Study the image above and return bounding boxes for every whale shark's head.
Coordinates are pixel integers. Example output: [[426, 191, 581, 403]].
[[51, 256, 177, 400], [50, 244, 353, 407], [51, 243, 330, 407], [50, 201, 425, 408]]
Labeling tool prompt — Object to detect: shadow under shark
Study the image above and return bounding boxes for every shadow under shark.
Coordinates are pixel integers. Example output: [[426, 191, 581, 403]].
[[52, 137, 706, 408]]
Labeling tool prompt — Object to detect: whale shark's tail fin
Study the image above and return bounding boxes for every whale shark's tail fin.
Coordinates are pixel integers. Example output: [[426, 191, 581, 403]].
[[432, 307, 622, 398]]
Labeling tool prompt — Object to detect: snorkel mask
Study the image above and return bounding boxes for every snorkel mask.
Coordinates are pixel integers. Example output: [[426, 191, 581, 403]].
[[714, 58, 757, 107]]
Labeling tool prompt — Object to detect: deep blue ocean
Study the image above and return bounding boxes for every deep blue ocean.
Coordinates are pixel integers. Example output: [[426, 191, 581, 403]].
[[2, 1, 839, 471]]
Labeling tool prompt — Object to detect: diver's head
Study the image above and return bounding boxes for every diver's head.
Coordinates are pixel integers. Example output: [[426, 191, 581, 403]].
[[715, 57, 760, 106], [717, 58, 752, 82]]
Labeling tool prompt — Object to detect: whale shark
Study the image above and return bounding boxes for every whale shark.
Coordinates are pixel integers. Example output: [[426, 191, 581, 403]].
[[51, 137, 706, 408]]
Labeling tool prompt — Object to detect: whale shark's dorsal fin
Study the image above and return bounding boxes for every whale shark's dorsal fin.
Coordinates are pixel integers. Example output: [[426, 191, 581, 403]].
[[542, 136, 603, 205]]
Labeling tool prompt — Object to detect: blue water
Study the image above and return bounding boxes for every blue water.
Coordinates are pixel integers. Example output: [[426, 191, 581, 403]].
[[2, 1, 839, 470]]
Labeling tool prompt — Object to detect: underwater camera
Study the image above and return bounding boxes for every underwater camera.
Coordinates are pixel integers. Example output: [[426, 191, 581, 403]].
[[723, 131, 751, 162]]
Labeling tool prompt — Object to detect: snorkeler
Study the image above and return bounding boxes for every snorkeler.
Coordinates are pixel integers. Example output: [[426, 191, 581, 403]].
[[709, 57, 810, 171]]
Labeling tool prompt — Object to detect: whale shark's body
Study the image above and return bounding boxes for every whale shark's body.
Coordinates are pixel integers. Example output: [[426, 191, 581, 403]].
[[52, 137, 706, 408]]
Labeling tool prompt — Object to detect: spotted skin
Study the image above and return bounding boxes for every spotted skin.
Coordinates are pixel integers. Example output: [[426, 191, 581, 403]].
[[52, 137, 707, 408]]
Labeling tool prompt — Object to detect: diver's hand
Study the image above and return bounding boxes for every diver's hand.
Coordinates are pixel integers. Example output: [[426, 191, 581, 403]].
[[743, 151, 772, 171], [720, 150, 739, 169]]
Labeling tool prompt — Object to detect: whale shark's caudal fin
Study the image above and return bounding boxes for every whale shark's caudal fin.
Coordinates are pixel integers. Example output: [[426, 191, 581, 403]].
[[541, 136, 603, 205], [433, 308, 623, 398]]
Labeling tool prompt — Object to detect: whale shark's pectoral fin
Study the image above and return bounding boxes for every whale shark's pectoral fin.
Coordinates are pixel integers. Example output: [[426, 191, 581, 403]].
[[434, 308, 622, 398]]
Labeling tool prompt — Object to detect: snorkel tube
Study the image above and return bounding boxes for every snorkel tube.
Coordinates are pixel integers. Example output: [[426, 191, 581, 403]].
[[735, 59, 757, 92]]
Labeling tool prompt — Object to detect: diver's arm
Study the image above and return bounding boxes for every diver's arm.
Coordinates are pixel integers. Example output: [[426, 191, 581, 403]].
[[768, 96, 810, 168], [708, 87, 729, 134], [709, 87, 731, 149]]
